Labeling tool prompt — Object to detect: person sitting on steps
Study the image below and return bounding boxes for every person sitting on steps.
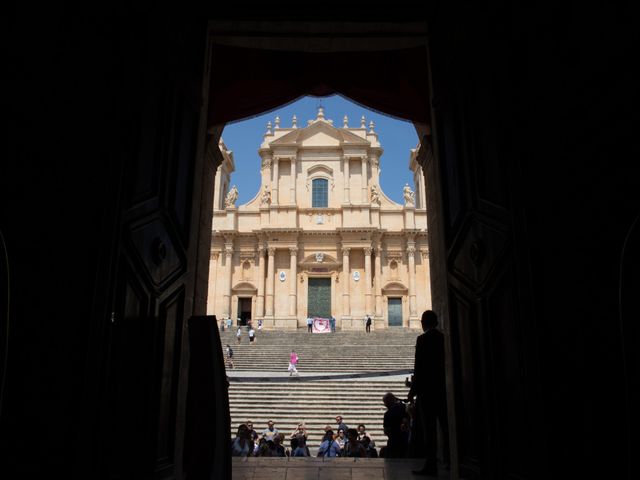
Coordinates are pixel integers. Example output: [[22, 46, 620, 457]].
[[317, 429, 341, 457]]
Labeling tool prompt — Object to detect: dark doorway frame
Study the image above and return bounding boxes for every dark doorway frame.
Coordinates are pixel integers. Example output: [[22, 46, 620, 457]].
[[237, 297, 252, 326], [198, 19, 458, 477], [307, 277, 332, 319], [387, 297, 404, 327]]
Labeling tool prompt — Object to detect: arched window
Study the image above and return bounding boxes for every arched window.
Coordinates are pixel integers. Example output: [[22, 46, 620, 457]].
[[312, 178, 329, 208]]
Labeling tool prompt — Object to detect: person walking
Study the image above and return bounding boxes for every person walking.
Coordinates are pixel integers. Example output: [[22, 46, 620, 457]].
[[236, 326, 242, 344], [408, 310, 450, 476], [225, 343, 233, 368], [365, 315, 372, 333], [225, 344, 234, 369], [288, 349, 299, 375], [248, 326, 256, 345], [330, 315, 336, 332], [306, 315, 313, 333]]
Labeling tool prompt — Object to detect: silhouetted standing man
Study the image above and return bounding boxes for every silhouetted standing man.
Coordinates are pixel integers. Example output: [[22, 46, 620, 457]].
[[408, 310, 450, 476]]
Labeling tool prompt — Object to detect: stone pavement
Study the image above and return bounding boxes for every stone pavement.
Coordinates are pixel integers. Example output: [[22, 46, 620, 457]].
[[232, 457, 451, 480]]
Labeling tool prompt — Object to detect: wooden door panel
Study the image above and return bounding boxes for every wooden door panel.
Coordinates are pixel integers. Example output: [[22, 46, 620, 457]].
[[484, 264, 536, 479], [106, 259, 155, 478], [166, 92, 199, 245], [432, 35, 541, 477], [155, 286, 186, 474], [129, 215, 187, 290], [102, 23, 210, 477], [439, 101, 468, 236], [129, 78, 173, 208], [449, 215, 509, 291], [449, 288, 483, 473]]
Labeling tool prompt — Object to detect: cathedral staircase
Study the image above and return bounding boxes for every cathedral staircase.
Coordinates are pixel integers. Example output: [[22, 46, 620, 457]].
[[220, 328, 418, 452]]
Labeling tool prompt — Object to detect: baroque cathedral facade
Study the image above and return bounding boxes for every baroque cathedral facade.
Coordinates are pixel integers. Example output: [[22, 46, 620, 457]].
[[207, 108, 431, 330]]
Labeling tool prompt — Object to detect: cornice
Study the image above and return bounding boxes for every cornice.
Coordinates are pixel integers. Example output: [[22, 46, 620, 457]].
[[336, 227, 380, 234], [255, 228, 303, 234]]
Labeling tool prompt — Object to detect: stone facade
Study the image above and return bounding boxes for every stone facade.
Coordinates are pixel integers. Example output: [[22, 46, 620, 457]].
[[207, 108, 431, 330]]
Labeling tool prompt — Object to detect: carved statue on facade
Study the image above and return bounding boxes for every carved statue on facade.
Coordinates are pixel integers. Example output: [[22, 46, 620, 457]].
[[403, 183, 415, 206], [260, 186, 271, 206], [370, 184, 381, 205], [225, 185, 238, 207]]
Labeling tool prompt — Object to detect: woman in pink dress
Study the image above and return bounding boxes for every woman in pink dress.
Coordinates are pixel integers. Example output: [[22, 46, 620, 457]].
[[288, 350, 299, 376]]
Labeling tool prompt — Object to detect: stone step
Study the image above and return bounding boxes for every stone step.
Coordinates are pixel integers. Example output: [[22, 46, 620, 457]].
[[228, 379, 410, 450], [228, 382, 409, 389], [229, 388, 407, 394], [227, 369, 412, 374], [225, 330, 417, 452]]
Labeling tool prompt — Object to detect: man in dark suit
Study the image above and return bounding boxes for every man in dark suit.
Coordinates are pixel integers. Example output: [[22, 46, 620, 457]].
[[408, 310, 450, 476]]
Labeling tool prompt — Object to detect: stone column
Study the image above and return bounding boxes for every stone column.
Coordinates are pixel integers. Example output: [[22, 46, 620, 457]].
[[256, 245, 266, 319], [272, 157, 279, 205], [265, 247, 276, 317], [223, 241, 234, 318], [364, 246, 373, 314], [407, 244, 417, 318], [290, 157, 296, 204], [289, 246, 298, 316], [361, 156, 368, 203], [206, 252, 219, 315], [343, 156, 350, 204], [374, 243, 383, 317], [342, 247, 351, 317]]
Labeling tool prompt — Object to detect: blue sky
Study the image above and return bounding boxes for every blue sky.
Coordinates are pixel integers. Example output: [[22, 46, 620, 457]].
[[221, 94, 419, 205]]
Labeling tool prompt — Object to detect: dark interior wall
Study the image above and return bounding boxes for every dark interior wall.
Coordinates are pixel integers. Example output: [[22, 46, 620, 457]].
[[518, 5, 637, 479], [2, 15, 213, 476], [426, 3, 638, 478], [2, 16, 133, 474]]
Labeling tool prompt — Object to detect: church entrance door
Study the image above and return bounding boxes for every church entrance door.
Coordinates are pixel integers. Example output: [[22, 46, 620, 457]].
[[388, 297, 403, 326], [238, 297, 252, 326], [307, 278, 331, 318]]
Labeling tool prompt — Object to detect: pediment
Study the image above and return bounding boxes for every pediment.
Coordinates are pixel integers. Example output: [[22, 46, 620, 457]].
[[382, 281, 408, 293], [270, 120, 370, 148], [232, 282, 257, 292], [307, 164, 333, 176]]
